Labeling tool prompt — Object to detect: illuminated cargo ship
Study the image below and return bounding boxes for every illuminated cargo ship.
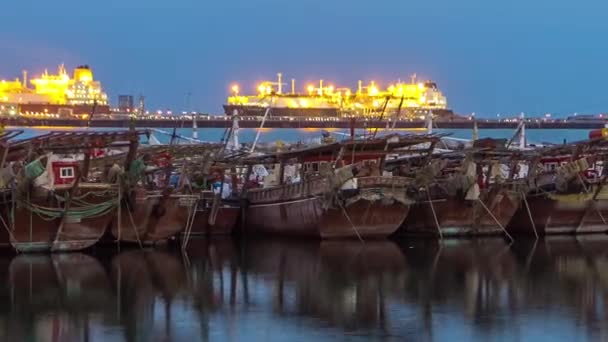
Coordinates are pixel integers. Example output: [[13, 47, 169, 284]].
[[225, 73, 453, 118], [0, 64, 109, 117]]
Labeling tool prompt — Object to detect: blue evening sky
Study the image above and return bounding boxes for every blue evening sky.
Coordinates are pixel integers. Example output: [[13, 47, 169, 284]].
[[0, 0, 605, 117]]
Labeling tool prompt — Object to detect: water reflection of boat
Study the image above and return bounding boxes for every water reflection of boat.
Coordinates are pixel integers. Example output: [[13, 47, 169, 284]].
[[243, 238, 405, 331], [1, 236, 608, 340], [6, 253, 113, 341], [184, 237, 241, 310], [9, 253, 112, 310], [111, 249, 188, 341]]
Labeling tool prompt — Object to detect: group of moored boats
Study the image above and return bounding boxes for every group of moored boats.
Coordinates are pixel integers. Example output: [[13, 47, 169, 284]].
[[1, 125, 608, 253]]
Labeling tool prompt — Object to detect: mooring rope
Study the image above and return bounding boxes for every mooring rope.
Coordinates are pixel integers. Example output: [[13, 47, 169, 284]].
[[426, 186, 443, 240], [337, 199, 364, 244], [521, 192, 539, 239], [181, 201, 197, 251], [477, 198, 514, 242]]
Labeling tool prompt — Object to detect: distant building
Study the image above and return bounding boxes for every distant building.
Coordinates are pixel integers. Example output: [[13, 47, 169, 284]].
[[118, 95, 134, 112]]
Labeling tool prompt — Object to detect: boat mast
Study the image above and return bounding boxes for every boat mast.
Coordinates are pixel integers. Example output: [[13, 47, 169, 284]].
[[425, 111, 433, 134], [192, 113, 198, 140], [228, 109, 240, 151], [518, 112, 526, 149], [472, 117, 479, 141], [86, 99, 97, 128], [250, 101, 273, 153]]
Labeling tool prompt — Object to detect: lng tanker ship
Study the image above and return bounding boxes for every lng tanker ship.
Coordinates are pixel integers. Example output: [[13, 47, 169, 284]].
[[0, 64, 109, 117], [224, 73, 454, 118]]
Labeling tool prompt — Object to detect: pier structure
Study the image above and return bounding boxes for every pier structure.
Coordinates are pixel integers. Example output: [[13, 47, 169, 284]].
[[0, 115, 606, 129]]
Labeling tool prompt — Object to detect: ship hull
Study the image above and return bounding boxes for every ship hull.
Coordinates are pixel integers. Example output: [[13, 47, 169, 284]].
[[399, 189, 520, 237], [5, 188, 116, 253], [507, 194, 608, 235], [224, 104, 455, 118], [186, 204, 240, 236], [110, 190, 196, 244], [224, 104, 339, 117], [245, 196, 409, 239]]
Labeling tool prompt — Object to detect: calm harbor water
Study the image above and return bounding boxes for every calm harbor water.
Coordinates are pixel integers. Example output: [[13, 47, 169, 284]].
[[11, 126, 594, 145], [1, 236, 608, 341], [5, 126, 604, 341]]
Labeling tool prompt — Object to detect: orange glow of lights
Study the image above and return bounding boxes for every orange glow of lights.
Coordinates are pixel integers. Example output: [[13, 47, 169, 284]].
[[257, 84, 266, 94]]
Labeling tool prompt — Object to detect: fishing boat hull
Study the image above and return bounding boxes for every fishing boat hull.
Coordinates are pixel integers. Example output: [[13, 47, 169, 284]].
[[246, 196, 409, 239], [399, 189, 520, 237], [187, 205, 240, 236], [507, 193, 608, 235], [110, 190, 197, 244], [0, 190, 12, 248], [6, 187, 117, 253]]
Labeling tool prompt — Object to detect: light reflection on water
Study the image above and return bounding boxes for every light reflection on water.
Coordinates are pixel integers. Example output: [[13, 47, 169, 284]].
[[0, 236, 608, 341]]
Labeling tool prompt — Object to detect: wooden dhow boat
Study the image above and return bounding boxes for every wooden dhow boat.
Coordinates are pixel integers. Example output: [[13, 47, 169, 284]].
[[1, 130, 146, 252], [91, 143, 223, 245], [0, 129, 25, 248], [240, 135, 439, 239], [393, 138, 525, 238], [507, 132, 608, 236]]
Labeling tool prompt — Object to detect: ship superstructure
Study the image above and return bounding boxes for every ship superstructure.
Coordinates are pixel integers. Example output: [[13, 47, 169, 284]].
[[0, 64, 109, 117], [225, 73, 451, 118]]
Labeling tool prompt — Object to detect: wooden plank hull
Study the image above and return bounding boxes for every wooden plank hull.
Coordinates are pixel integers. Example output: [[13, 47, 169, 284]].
[[399, 190, 520, 237], [187, 205, 240, 236], [246, 196, 409, 239], [6, 191, 116, 253], [507, 194, 608, 235], [0, 191, 11, 249], [110, 193, 196, 244]]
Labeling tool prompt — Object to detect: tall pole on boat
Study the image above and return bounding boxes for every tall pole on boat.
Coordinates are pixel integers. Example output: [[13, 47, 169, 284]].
[[230, 109, 240, 151], [86, 100, 98, 128], [519, 112, 526, 149], [192, 113, 198, 140], [426, 111, 433, 134], [389, 95, 405, 132], [472, 117, 479, 141], [250, 101, 272, 153]]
